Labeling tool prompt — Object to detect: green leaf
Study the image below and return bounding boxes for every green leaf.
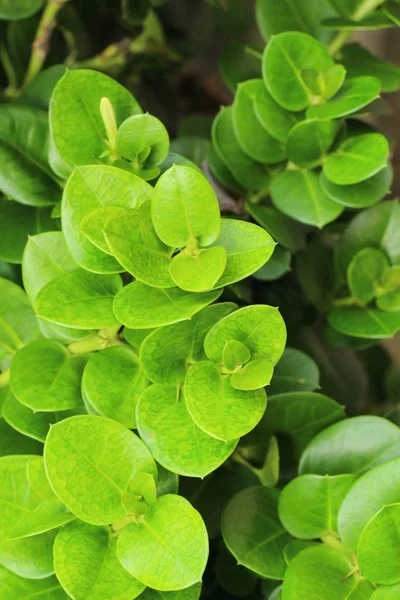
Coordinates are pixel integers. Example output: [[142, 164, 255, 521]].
[[137, 384, 237, 478], [271, 169, 344, 228], [62, 165, 152, 274], [211, 107, 270, 192], [307, 76, 381, 119], [0, 278, 40, 362], [256, 0, 334, 41], [0, 567, 68, 599], [383, 1, 400, 25], [19, 65, 67, 111], [246, 203, 306, 252], [286, 119, 341, 168], [296, 241, 337, 311], [0, 200, 54, 264], [347, 247, 390, 303], [371, 583, 400, 599], [339, 44, 400, 93], [211, 219, 276, 287], [230, 357, 274, 391], [50, 70, 141, 167], [169, 246, 227, 292], [327, 0, 382, 19], [322, 12, 395, 30], [268, 348, 320, 396], [338, 458, 400, 551], [170, 138, 210, 168], [205, 305, 286, 365], [252, 86, 299, 143], [0, 0, 44, 20], [336, 201, 400, 278], [140, 302, 236, 385], [223, 340, 251, 371], [232, 80, 286, 164], [0, 529, 57, 579], [0, 418, 42, 457], [299, 415, 400, 476], [116, 113, 169, 168], [185, 361, 267, 441], [320, 164, 393, 208], [10, 340, 85, 412], [44, 415, 157, 525], [262, 32, 334, 111], [284, 540, 318, 564], [222, 486, 291, 579], [245, 392, 344, 457], [253, 245, 291, 281], [0, 455, 74, 540], [358, 503, 400, 585], [3, 391, 56, 442], [113, 281, 221, 329], [215, 544, 257, 597], [152, 165, 221, 248], [117, 494, 208, 591], [0, 105, 60, 207], [82, 346, 148, 429], [328, 306, 400, 339], [35, 270, 122, 330], [138, 585, 202, 600], [219, 43, 261, 93], [320, 64, 347, 99], [100, 202, 174, 288], [54, 521, 145, 600], [377, 288, 400, 312], [282, 545, 374, 599], [323, 133, 389, 185], [278, 474, 355, 539]]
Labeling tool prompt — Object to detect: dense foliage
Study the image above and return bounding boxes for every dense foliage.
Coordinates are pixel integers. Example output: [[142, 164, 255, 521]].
[[0, 1, 400, 599]]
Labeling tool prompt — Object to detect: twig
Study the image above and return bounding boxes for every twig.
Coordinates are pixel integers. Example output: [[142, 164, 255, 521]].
[[23, 0, 70, 88]]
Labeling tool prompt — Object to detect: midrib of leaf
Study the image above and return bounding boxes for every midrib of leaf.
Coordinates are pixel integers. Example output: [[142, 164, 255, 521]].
[[69, 76, 106, 148], [173, 169, 194, 242], [364, 308, 393, 335], [274, 40, 311, 100]]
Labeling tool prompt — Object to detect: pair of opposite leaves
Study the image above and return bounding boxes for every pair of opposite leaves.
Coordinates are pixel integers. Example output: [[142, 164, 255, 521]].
[[210, 31, 391, 229]]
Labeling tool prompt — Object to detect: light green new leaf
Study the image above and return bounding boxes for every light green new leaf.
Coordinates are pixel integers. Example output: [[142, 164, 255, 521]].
[[232, 80, 286, 164], [377, 289, 400, 312], [205, 304, 286, 365], [223, 340, 251, 371], [0, 455, 74, 541], [62, 165, 153, 273], [113, 281, 221, 329], [0, 105, 61, 206], [262, 32, 334, 111], [328, 306, 400, 339], [339, 458, 400, 551], [54, 521, 144, 600], [101, 202, 174, 288], [117, 495, 208, 591], [286, 119, 341, 168], [268, 348, 320, 396], [3, 391, 55, 442], [139, 303, 236, 385], [35, 270, 122, 330], [300, 415, 400, 476], [245, 392, 344, 457], [347, 247, 390, 303], [0, 277, 40, 362], [211, 107, 270, 192], [152, 165, 220, 248], [0, 567, 68, 599], [222, 486, 291, 579], [185, 361, 267, 441], [358, 503, 400, 585], [116, 113, 169, 167], [230, 358, 274, 391], [50, 70, 141, 167], [211, 219, 276, 287], [371, 583, 400, 599], [324, 133, 389, 185], [340, 44, 400, 93], [336, 200, 400, 278], [278, 474, 355, 539], [169, 246, 227, 292], [307, 76, 381, 119], [282, 545, 374, 599], [10, 340, 85, 412], [246, 203, 306, 252], [270, 169, 343, 228], [0, 529, 57, 580], [138, 585, 201, 599], [0, 0, 44, 20], [137, 384, 237, 478], [0, 199, 54, 264], [82, 346, 148, 429], [44, 415, 156, 525], [320, 165, 393, 208]]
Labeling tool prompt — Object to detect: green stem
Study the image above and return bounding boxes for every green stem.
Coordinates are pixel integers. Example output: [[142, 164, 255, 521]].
[[23, 0, 70, 87], [327, 0, 384, 56], [321, 533, 355, 561], [327, 31, 352, 56], [68, 326, 122, 355], [0, 369, 10, 388], [0, 42, 18, 97], [332, 295, 360, 308], [244, 45, 263, 61]]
